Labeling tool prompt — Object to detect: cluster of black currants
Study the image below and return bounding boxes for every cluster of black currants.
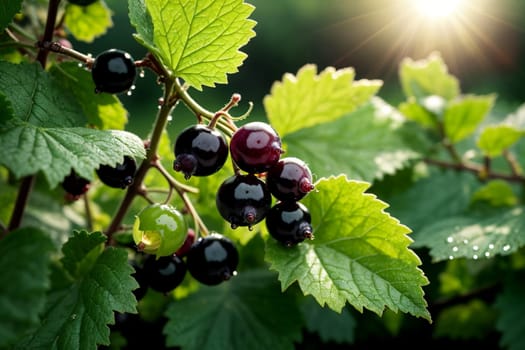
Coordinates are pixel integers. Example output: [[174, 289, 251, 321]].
[[61, 155, 137, 199], [132, 231, 239, 298], [173, 120, 315, 247]]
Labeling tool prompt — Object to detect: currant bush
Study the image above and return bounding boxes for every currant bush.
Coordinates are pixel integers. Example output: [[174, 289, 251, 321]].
[[186, 233, 239, 286], [91, 49, 136, 94], [173, 124, 228, 179], [96, 156, 137, 189], [229, 121, 283, 174], [216, 173, 272, 229]]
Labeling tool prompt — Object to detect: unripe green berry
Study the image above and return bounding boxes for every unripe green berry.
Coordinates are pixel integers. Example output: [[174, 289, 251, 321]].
[[132, 203, 187, 258]]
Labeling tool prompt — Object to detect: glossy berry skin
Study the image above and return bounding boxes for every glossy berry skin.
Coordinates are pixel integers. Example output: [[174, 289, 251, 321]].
[[175, 228, 196, 257], [143, 254, 187, 293], [91, 49, 136, 94], [61, 170, 90, 197], [229, 121, 282, 174], [186, 233, 238, 286], [68, 0, 98, 5], [266, 201, 313, 247], [267, 157, 314, 201], [96, 156, 136, 189], [173, 124, 228, 179], [216, 174, 272, 229]]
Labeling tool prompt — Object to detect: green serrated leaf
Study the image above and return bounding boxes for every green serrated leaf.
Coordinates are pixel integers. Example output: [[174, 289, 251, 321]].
[[443, 94, 495, 143], [266, 175, 431, 320], [164, 270, 303, 350], [398, 98, 439, 129], [17, 246, 138, 349], [301, 297, 356, 344], [64, 2, 113, 43], [264, 64, 382, 136], [0, 122, 145, 188], [144, 0, 256, 90], [0, 0, 22, 32], [0, 228, 54, 348], [399, 52, 460, 100], [283, 98, 420, 182], [495, 276, 525, 350], [434, 300, 496, 340], [0, 61, 85, 127], [411, 206, 525, 262], [61, 231, 106, 279], [477, 124, 523, 158], [50, 62, 128, 130], [128, 0, 158, 55]]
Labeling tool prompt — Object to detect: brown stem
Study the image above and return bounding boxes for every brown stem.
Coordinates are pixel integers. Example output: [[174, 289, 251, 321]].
[[36, 0, 61, 66], [424, 158, 525, 183]]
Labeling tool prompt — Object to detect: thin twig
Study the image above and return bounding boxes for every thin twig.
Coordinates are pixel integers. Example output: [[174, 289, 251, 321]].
[[424, 158, 525, 183]]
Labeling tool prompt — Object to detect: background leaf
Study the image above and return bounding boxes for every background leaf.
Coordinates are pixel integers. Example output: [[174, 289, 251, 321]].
[[495, 276, 525, 350], [18, 235, 138, 350], [0, 0, 22, 32], [164, 270, 303, 350], [283, 98, 421, 182], [476, 124, 523, 158], [0, 228, 55, 348], [264, 64, 382, 136], [64, 2, 113, 43], [443, 94, 495, 143], [399, 52, 460, 100], [411, 206, 525, 262], [0, 122, 146, 187], [266, 175, 431, 320], [144, 0, 256, 90]]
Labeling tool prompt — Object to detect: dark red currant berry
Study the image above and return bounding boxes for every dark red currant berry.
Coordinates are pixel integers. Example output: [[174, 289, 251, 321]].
[[216, 174, 272, 229], [173, 124, 228, 179], [229, 121, 283, 174], [266, 201, 313, 247], [143, 254, 187, 293], [96, 156, 136, 189], [175, 228, 196, 257], [267, 157, 314, 201], [91, 49, 136, 94], [61, 170, 90, 198], [186, 233, 238, 285]]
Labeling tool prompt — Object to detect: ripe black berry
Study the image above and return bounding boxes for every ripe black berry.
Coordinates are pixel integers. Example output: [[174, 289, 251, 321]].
[[61, 170, 90, 198], [143, 254, 187, 293], [96, 156, 136, 189], [173, 124, 228, 179], [216, 174, 272, 229], [267, 157, 314, 201], [266, 201, 313, 247], [186, 233, 238, 285], [91, 49, 136, 94], [130, 261, 149, 301], [229, 121, 282, 174], [67, 0, 97, 5]]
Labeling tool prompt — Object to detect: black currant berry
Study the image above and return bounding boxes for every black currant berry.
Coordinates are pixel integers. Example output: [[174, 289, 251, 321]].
[[216, 174, 272, 229], [96, 156, 137, 189], [130, 261, 149, 301], [266, 201, 313, 247], [173, 124, 228, 179], [186, 233, 238, 286], [143, 254, 187, 293], [229, 121, 283, 174], [91, 49, 136, 94], [67, 0, 97, 6], [267, 157, 314, 201], [61, 170, 90, 198]]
